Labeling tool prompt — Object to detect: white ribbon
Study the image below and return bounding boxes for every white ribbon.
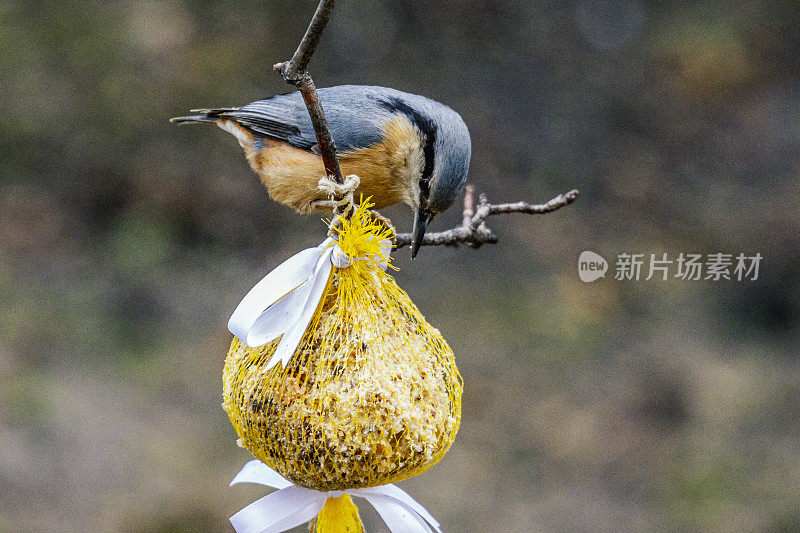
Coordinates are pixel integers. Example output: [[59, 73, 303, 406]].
[[228, 237, 392, 370], [230, 460, 442, 533]]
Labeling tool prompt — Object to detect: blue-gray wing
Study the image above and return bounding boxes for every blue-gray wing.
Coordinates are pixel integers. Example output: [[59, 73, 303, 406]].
[[223, 85, 407, 152]]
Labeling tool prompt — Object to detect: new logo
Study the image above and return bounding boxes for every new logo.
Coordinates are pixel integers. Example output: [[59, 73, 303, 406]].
[[578, 251, 608, 282]]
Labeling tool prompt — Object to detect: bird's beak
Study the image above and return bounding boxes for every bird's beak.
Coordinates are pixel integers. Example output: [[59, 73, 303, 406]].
[[411, 206, 433, 259]]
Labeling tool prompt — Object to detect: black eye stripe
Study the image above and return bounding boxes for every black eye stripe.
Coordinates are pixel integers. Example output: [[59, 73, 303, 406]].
[[376, 97, 437, 187], [419, 176, 430, 197], [421, 129, 436, 186]]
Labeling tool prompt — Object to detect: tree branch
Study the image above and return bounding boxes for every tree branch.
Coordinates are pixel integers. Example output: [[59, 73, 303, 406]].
[[273, 1, 579, 246], [394, 186, 579, 249], [273, 0, 343, 185]]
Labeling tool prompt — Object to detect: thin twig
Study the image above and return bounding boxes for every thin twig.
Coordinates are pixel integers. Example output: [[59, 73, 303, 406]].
[[277, 0, 334, 80], [461, 184, 475, 227], [274, 1, 578, 247], [394, 188, 579, 249], [273, 0, 343, 185]]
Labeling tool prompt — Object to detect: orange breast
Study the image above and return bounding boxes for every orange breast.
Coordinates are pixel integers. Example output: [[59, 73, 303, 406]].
[[242, 116, 424, 213]]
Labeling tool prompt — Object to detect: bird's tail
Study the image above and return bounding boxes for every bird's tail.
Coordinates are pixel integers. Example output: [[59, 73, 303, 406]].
[[169, 108, 238, 124]]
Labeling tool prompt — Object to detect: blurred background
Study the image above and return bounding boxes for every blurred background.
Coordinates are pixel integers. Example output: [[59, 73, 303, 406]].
[[2, 0, 799, 531]]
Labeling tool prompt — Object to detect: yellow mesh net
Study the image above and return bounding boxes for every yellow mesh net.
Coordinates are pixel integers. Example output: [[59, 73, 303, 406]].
[[314, 495, 363, 532], [223, 201, 463, 491]]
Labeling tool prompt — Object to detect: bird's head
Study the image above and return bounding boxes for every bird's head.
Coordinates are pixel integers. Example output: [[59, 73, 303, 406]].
[[409, 105, 471, 258]]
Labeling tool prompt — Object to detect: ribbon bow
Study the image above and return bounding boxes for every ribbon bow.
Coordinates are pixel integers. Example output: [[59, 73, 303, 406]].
[[230, 460, 442, 533], [228, 237, 391, 370]]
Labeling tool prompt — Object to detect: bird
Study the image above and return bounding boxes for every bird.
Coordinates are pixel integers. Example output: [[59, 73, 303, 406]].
[[171, 85, 471, 258]]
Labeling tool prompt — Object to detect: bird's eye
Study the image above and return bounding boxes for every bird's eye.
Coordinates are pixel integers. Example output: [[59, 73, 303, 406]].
[[419, 178, 430, 197]]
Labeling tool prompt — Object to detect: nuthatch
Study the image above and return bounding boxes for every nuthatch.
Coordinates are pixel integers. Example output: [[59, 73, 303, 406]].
[[171, 85, 471, 257]]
